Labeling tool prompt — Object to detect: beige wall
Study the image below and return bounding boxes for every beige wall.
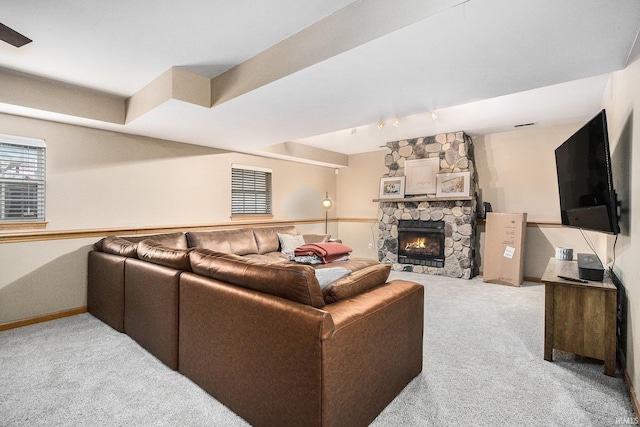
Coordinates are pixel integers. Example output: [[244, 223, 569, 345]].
[[336, 150, 386, 218], [336, 150, 387, 259], [474, 125, 609, 277], [475, 124, 579, 223], [603, 48, 640, 402], [0, 114, 337, 230], [0, 113, 337, 324], [0, 239, 95, 323]]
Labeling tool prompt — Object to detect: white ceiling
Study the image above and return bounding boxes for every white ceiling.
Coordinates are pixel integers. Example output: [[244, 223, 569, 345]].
[[1, 0, 639, 166]]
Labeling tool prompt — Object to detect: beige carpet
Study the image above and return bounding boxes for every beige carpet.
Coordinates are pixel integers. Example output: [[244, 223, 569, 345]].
[[0, 272, 635, 426]]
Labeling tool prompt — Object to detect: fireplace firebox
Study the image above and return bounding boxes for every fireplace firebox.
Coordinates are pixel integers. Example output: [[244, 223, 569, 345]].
[[397, 220, 445, 267]]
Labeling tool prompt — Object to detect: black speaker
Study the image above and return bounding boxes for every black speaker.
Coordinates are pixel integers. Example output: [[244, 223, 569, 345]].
[[577, 253, 605, 281], [478, 202, 492, 219]]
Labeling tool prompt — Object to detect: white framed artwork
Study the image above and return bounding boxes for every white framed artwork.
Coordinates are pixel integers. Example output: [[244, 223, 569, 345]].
[[379, 176, 405, 199], [404, 158, 439, 195], [436, 172, 471, 197]]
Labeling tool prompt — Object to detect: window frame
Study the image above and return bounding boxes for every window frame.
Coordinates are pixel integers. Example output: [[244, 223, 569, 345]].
[[231, 164, 273, 218], [0, 134, 46, 228]]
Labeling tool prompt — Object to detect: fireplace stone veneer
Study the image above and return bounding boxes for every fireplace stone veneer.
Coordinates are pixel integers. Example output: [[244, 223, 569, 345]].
[[377, 132, 478, 279]]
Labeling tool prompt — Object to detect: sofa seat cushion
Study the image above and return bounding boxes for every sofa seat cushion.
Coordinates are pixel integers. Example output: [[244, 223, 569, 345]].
[[137, 240, 192, 272], [190, 248, 325, 308], [186, 229, 259, 255], [252, 226, 298, 254], [261, 251, 291, 261], [322, 263, 391, 303]]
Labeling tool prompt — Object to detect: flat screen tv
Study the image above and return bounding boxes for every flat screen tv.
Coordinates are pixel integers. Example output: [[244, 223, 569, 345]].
[[555, 109, 619, 234]]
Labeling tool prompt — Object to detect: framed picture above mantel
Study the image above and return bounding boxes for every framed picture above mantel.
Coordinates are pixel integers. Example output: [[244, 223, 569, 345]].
[[404, 158, 439, 195], [436, 171, 471, 197], [379, 176, 405, 199]]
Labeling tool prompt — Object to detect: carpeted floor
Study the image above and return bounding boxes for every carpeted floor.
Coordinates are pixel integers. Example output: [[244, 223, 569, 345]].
[[0, 272, 636, 426]]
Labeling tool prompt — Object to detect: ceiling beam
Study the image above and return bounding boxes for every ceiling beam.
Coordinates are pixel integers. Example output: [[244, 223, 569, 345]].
[[125, 67, 211, 123], [209, 0, 470, 107], [256, 141, 349, 168], [0, 67, 124, 124]]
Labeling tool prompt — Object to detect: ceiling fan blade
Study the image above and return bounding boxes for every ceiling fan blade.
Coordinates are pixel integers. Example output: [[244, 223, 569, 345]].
[[0, 22, 32, 47]]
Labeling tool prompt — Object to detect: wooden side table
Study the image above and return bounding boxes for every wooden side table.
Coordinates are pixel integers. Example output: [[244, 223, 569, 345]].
[[542, 257, 617, 376]]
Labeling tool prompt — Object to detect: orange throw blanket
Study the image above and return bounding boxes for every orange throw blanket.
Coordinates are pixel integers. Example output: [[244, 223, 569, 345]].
[[294, 243, 352, 264]]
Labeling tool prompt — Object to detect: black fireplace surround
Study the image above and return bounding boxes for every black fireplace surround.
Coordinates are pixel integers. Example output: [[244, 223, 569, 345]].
[[397, 220, 445, 267]]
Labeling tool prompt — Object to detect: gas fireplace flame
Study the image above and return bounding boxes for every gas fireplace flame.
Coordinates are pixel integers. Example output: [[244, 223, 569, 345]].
[[405, 238, 427, 251]]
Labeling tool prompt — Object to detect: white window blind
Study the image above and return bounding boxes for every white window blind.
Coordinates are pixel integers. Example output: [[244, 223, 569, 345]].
[[231, 164, 272, 216], [0, 135, 46, 222]]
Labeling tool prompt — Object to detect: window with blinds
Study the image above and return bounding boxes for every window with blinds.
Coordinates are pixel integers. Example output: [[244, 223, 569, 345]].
[[231, 164, 272, 216], [0, 135, 46, 222]]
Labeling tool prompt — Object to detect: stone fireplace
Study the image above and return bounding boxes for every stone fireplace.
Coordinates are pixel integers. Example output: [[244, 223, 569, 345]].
[[376, 132, 479, 279]]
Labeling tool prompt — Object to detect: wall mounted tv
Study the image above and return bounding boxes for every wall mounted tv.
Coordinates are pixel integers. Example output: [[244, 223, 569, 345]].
[[555, 109, 619, 234]]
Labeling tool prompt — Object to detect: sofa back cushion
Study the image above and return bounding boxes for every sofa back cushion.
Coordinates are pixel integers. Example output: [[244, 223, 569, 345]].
[[190, 248, 325, 308], [322, 263, 391, 303], [187, 229, 259, 255], [97, 232, 188, 255], [126, 232, 188, 249], [100, 236, 138, 257], [150, 232, 188, 249], [252, 226, 298, 254], [137, 240, 192, 272]]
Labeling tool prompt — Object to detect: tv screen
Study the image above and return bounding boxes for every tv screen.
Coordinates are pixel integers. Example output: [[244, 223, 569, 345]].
[[555, 109, 619, 234]]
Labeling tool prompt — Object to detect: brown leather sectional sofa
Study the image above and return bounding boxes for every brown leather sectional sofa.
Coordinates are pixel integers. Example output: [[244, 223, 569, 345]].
[[88, 225, 424, 427]]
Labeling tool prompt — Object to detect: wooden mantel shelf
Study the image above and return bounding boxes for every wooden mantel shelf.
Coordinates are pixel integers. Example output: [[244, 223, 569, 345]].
[[373, 195, 473, 203]]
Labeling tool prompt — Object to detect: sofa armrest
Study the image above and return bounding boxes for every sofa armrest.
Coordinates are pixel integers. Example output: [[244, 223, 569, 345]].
[[323, 279, 423, 331], [178, 272, 334, 427], [321, 280, 424, 427]]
